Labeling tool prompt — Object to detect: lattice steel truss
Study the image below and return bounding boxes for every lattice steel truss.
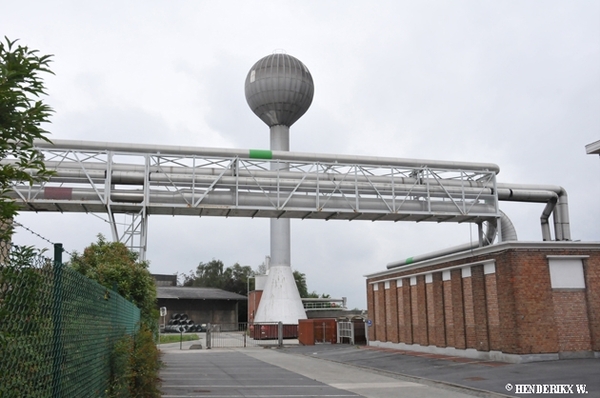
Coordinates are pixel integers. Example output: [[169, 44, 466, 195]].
[[6, 141, 500, 260]]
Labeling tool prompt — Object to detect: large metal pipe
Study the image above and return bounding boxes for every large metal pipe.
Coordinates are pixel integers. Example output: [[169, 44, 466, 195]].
[[38, 167, 566, 239], [19, 140, 571, 240], [14, 185, 499, 215], [33, 139, 501, 173], [497, 182, 570, 241], [270, 124, 291, 268], [15, 170, 568, 241], [386, 210, 518, 269]]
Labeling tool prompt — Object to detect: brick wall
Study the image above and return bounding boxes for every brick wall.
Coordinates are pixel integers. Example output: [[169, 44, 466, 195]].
[[471, 265, 489, 352], [443, 276, 455, 347], [451, 269, 466, 349], [375, 282, 386, 341], [510, 252, 558, 353], [552, 290, 592, 352], [585, 256, 600, 351], [462, 270, 476, 349], [485, 272, 501, 350], [386, 280, 399, 343], [367, 281, 375, 342], [366, 243, 600, 357], [431, 273, 446, 347], [401, 279, 413, 343]]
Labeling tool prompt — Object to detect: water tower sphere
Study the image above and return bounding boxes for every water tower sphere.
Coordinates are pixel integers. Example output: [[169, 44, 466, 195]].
[[245, 53, 314, 127]]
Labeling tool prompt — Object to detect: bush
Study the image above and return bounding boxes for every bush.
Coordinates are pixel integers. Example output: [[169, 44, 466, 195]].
[[109, 325, 161, 398], [130, 325, 161, 398], [109, 334, 133, 397]]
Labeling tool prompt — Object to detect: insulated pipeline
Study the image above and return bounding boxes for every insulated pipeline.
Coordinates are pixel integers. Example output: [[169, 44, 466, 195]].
[[33, 139, 502, 173]]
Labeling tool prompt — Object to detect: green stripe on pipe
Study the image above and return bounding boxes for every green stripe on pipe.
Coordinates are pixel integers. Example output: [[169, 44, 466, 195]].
[[405, 257, 414, 265], [249, 149, 273, 159]]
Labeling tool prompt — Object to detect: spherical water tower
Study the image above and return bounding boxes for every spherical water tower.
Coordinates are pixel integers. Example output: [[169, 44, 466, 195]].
[[245, 52, 314, 324]]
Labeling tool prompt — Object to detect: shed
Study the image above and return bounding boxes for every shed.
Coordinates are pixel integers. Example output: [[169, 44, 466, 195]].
[[157, 286, 247, 328]]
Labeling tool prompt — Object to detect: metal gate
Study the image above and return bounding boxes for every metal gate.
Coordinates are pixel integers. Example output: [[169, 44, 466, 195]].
[[206, 323, 298, 349], [337, 320, 368, 345]]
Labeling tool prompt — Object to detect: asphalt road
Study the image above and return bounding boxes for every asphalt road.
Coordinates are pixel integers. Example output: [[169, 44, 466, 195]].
[[160, 341, 509, 397]]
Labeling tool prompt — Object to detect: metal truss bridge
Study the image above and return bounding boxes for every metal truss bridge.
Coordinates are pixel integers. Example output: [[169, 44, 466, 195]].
[[7, 140, 502, 260]]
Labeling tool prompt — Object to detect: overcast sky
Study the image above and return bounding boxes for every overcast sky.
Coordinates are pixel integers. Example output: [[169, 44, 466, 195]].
[[3, 1, 599, 309]]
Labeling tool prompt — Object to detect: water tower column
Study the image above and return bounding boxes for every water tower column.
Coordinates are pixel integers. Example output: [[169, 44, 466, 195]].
[[244, 53, 314, 324], [270, 124, 291, 268]]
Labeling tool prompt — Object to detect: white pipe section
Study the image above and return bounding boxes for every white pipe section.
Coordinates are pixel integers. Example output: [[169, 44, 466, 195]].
[[254, 125, 307, 324], [18, 186, 499, 214], [38, 165, 567, 239], [386, 211, 518, 269], [497, 182, 570, 241], [21, 139, 572, 240], [269, 125, 291, 268], [33, 139, 501, 173]]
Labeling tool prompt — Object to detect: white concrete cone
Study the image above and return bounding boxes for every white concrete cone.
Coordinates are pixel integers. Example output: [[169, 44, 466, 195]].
[[253, 265, 307, 323]]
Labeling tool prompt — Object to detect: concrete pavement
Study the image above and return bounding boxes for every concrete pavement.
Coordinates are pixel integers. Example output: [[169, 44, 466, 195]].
[[160, 341, 506, 397], [280, 345, 600, 398]]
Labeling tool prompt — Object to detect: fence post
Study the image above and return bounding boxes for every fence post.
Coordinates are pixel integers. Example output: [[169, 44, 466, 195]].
[[206, 323, 211, 349], [52, 243, 63, 397], [278, 322, 283, 348], [180, 327, 183, 350]]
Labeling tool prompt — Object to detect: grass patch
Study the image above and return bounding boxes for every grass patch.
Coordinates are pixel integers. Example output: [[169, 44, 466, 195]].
[[159, 333, 200, 344]]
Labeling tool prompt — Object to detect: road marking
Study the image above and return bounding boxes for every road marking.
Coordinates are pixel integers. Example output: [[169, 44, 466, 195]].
[[330, 381, 423, 389]]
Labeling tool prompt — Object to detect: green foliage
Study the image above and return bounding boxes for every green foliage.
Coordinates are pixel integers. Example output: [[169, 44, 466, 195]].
[[0, 242, 142, 397], [108, 325, 162, 398], [183, 260, 254, 296], [69, 235, 162, 396], [184, 261, 330, 299], [0, 37, 54, 238], [129, 325, 162, 398], [109, 334, 133, 397], [293, 270, 309, 298], [0, 245, 53, 397], [159, 333, 200, 344], [69, 234, 158, 330]]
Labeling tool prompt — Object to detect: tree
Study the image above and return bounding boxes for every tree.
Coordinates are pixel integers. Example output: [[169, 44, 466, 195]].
[[293, 270, 309, 298], [69, 234, 158, 330], [183, 260, 254, 296], [182, 259, 226, 288], [223, 263, 254, 296], [293, 269, 331, 299], [0, 37, 54, 237]]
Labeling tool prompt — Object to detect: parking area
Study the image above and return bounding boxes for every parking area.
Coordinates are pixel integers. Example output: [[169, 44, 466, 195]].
[[159, 342, 499, 398]]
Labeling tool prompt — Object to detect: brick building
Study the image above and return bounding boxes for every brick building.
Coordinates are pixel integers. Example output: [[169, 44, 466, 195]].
[[365, 241, 600, 363]]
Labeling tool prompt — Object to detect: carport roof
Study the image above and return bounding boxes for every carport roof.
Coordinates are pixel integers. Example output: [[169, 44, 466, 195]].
[[157, 286, 247, 301]]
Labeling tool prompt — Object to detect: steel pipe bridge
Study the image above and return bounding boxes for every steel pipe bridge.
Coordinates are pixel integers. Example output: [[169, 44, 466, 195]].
[[6, 139, 569, 260]]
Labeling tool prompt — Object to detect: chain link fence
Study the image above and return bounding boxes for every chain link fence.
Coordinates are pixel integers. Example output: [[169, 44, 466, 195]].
[[0, 242, 141, 397]]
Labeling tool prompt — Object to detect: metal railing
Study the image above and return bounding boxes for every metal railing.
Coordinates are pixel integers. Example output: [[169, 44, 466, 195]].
[[302, 297, 347, 310], [205, 322, 298, 349]]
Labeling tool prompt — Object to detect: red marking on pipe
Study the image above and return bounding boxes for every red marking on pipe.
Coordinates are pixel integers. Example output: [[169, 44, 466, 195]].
[[44, 187, 73, 200]]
